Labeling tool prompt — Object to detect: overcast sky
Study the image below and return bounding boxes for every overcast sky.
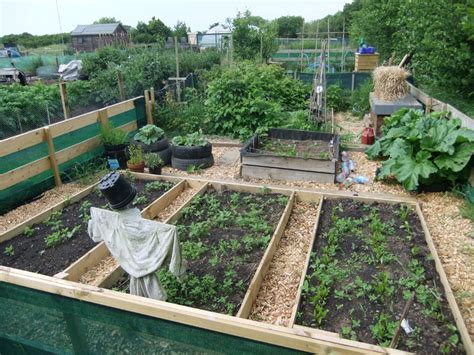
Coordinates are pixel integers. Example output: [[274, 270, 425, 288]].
[[0, 0, 348, 36]]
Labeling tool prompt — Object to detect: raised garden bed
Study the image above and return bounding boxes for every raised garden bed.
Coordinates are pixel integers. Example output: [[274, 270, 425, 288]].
[[240, 128, 340, 183], [0, 177, 176, 277], [294, 198, 466, 354], [108, 184, 293, 316]]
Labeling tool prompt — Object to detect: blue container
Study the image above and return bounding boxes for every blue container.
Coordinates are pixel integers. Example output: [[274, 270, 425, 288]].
[[358, 46, 375, 54]]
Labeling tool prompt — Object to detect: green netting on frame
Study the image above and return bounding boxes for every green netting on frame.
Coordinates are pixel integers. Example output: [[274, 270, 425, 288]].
[[0, 98, 146, 215], [0, 282, 308, 354]]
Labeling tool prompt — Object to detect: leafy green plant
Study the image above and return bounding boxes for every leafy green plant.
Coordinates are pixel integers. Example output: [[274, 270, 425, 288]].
[[23, 226, 35, 238], [79, 200, 92, 223], [127, 144, 144, 165], [134, 124, 165, 145], [144, 153, 163, 169], [4, 245, 14, 256], [100, 122, 128, 146], [367, 109, 474, 190], [45, 225, 81, 248], [186, 164, 204, 174], [326, 85, 349, 112], [171, 130, 207, 147], [132, 195, 148, 206], [351, 79, 373, 118]]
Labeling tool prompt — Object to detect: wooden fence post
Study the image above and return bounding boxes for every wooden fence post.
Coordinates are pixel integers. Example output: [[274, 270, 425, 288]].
[[117, 71, 125, 101], [98, 108, 109, 127], [144, 90, 153, 125], [59, 82, 70, 120], [351, 73, 355, 92], [44, 127, 62, 187]]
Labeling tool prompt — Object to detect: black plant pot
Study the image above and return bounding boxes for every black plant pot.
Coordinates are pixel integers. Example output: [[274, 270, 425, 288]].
[[148, 166, 162, 175], [98, 171, 137, 209], [104, 143, 128, 169]]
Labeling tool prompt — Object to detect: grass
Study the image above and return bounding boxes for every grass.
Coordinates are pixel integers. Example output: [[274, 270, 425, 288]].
[[421, 85, 474, 118]]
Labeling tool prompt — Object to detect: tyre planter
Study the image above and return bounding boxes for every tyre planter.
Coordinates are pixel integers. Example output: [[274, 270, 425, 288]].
[[156, 146, 172, 165], [171, 155, 214, 171], [132, 137, 169, 153], [148, 166, 162, 175], [171, 142, 212, 159], [126, 162, 145, 173], [104, 143, 129, 169]]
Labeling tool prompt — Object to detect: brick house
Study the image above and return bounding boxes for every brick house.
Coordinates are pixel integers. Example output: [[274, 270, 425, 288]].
[[71, 23, 129, 52]]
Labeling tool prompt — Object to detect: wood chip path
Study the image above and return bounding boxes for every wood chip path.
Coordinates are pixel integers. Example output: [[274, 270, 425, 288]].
[[249, 202, 319, 326]]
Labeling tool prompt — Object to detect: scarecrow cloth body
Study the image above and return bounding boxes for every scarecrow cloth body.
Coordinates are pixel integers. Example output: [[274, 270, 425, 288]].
[[88, 207, 186, 300]]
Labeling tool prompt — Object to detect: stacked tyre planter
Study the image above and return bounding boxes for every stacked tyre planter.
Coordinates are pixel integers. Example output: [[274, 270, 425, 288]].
[[171, 142, 214, 171], [132, 136, 171, 165]]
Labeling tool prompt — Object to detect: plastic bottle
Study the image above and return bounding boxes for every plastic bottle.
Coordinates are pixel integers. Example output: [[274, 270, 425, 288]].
[[348, 160, 356, 172], [354, 176, 369, 184]]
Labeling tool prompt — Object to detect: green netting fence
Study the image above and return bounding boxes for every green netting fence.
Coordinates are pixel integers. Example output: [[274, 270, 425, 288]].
[[295, 72, 371, 90], [0, 97, 146, 215], [0, 281, 308, 354]]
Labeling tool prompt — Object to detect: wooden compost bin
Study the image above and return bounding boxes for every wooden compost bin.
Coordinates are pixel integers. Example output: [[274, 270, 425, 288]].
[[240, 128, 340, 183], [0, 175, 472, 354], [0, 174, 184, 282], [355, 53, 379, 72]]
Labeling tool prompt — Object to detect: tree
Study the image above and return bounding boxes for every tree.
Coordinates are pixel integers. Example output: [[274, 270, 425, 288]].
[[131, 17, 172, 44], [94, 17, 121, 24], [173, 21, 190, 40], [230, 11, 278, 61], [275, 16, 304, 38]]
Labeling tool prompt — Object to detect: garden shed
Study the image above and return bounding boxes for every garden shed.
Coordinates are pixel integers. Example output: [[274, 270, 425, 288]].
[[71, 23, 129, 52]]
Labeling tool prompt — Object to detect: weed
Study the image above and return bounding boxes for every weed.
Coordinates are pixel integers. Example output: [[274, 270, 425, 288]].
[[45, 225, 81, 248], [186, 164, 204, 174], [145, 181, 173, 192], [259, 186, 271, 194], [318, 151, 330, 160], [79, 200, 92, 223], [132, 195, 148, 206]]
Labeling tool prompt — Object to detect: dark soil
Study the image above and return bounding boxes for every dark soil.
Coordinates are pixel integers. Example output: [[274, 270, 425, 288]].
[[255, 138, 334, 160], [0, 179, 174, 276], [297, 198, 465, 354], [110, 189, 288, 316]]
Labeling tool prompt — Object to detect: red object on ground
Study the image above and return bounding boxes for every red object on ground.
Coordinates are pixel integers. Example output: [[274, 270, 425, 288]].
[[361, 127, 375, 145]]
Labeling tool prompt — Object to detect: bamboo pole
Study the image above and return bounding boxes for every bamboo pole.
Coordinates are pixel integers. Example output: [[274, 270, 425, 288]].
[[174, 36, 181, 102], [59, 82, 70, 120], [299, 23, 305, 72], [44, 127, 62, 187]]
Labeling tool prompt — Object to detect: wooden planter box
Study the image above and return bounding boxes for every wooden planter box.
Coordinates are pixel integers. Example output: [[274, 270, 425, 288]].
[[355, 53, 379, 72], [240, 128, 340, 183], [0, 175, 471, 354]]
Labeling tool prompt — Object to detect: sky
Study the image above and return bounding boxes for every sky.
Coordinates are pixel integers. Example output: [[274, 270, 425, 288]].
[[0, 0, 348, 36]]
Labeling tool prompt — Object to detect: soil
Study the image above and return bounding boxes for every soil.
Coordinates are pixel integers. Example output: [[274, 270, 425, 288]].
[[253, 138, 335, 160], [0, 179, 174, 276], [110, 189, 287, 316], [297, 198, 465, 354]]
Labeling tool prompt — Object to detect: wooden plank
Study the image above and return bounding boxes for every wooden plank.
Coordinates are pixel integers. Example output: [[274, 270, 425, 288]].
[[447, 104, 474, 130], [293, 324, 340, 339], [59, 82, 70, 119], [141, 179, 186, 220], [0, 128, 44, 157], [241, 165, 335, 183], [415, 204, 473, 354], [44, 127, 62, 187], [242, 155, 335, 173], [58, 243, 110, 282], [48, 111, 99, 138], [100, 265, 125, 289], [0, 184, 97, 243], [105, 99, 135, 118], [0, 267, 407, 355], [209, 141, 242, 148], [237, 192, 296, 318], [288, 197, 324, 327], [0, 156, 50, 191]]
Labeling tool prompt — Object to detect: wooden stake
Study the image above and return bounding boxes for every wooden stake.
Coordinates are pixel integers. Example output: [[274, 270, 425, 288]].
[[59, 82, 70, 120], [144, 90, 153, 125], [98, 108, 109, 127], [150, 87, 155, 107], [117, 70, 125, 101], [389, 292, 415, 348], [44, 127, 62, 187]]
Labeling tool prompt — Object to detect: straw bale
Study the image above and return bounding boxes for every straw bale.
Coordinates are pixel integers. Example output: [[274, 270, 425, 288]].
[[373, 66, 409, 101]]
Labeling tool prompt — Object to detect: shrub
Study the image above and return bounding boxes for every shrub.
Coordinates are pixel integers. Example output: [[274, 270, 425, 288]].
[[326, 85, 350, 112], [100, 123, 128, 145], [204, 63, 310, 139], [351, 79, 373, 118], [366, 108, 474, 191]]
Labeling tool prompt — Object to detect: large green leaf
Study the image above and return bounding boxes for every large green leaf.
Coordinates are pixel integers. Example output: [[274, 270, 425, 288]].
[[391, 151, 438, 191], [434, 142, 474, 172], [419, 120, 462, 154]]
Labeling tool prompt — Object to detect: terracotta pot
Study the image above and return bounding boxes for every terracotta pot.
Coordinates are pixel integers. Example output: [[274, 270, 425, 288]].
[[127, 161, 145, 173]]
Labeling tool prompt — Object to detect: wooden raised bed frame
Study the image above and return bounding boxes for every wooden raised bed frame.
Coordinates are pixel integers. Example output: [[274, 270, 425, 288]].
[[0, 175, 472, 354], [240, 128, 340, 183]]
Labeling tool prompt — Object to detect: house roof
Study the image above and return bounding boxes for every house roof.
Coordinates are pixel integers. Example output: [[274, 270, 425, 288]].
[[71, 23, 123, 36]]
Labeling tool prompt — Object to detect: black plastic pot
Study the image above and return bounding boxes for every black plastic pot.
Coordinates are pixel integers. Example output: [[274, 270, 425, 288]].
[[98, 171, 137, 209], [171, 142, 212, 159], [132, 137, 169, 153], [148, 165, 162, 175], [104, 143, 128, 169]]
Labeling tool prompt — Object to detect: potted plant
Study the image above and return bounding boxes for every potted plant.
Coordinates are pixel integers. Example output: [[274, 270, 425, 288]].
[[170, 130, 214, 171], [145, 153, 164, 175], [133, 124, 168, 152], [100, 122, 129, 169], [126, 144, 145, 173]]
